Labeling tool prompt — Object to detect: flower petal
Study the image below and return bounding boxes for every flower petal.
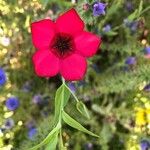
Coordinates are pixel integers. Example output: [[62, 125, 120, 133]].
[[56, 8, 84, 35], [60, 54, 87, 81], [31, 19, 56, 49], [74, 31, 101, 57], [32, 49, 59, 77]]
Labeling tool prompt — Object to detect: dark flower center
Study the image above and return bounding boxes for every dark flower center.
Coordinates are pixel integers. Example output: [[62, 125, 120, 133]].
[[95, 6, 99, 11], [51, 33, 74, 58]]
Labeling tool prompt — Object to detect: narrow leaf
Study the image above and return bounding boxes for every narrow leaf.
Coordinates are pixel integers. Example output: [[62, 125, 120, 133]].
[[45, 131, 58, 150], [76, 101, 90, 119], [62, 111, 99, 138], [138, 0, 143, 15], [128, 9, 138, 21], [28, 123, 61, 150], [54, 84, 70, 125], [105, 31, 118, 36], [54, 85, 64, 124], [63, 84, 71, 107]]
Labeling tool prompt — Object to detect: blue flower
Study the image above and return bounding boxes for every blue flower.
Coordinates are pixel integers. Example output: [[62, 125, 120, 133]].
[[125, 57, 136, 65], [103, 24, 111, 32], [140, 140, 150, 150], [143, 84, 150, 92], [0, 68, 6, 86], [144, 46, 150, 55], [32, 94, 43, 104], [5, 97, 19, 111], [68, 82, 76, 93], [123, 19, 138, 32], [28, 127, 37, 140], [93, 2, 106, 16], [130, 21, 138, 32], [5, 118, 14, 129]]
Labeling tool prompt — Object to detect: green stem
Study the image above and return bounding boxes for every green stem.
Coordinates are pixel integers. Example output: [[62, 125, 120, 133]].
[[59, 77, 66, 150], [59, 129, 66, 150], [64, 84, 79, 102], [140, 6, 150, 16], [62, 77, 65, 84], [61, 76, 78, 102]]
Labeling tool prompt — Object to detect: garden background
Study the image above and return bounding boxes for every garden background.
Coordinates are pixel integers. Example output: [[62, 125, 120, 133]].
[[0, 0, 150, 150]]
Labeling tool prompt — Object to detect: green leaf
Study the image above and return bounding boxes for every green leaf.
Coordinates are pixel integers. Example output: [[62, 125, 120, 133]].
[[128, 9, 138, 21], [140, 6, 150, 16], [28, 123, 61, 150], [138, 0, 143, 15], [54, 84, 71, 125], [45, 131, 58, 150], [62, 85, 71, 107], [64, 84, 79, 102], [92, 104, 105, 115], [76, 101, 90, 119], [62, 111, 99, 138], [100, 123, 113, 143], [105, 31, 118, 36]]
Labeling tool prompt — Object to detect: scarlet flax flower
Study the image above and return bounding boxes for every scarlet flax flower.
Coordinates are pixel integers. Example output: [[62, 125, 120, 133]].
[[31, 8, 101, 81]]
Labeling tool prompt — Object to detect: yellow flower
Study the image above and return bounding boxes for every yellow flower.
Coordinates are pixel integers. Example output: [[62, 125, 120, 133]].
[[135, 108, 146, 126], [146, 109, 150, 124], [126, 136, 140, 150]]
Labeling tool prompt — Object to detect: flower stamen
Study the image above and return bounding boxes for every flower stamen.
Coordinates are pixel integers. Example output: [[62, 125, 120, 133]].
[[51, 33, 74, 58]]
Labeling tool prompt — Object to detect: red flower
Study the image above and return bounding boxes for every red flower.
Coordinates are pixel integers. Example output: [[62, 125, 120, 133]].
[[31, 8, 101, 81]]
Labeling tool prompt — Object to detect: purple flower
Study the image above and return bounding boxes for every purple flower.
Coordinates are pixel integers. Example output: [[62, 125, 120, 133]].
[[125, 1, 133, 11], [144, 47, 150, 55], [103, 24, 111, 32], [93, 2, 106, 16], [0, 68, 6, 86], [22, 81, 32, 92], [68, 82, 76, 93], [28, 127, 37, 140], [125, 57, 136, 65], [123, 19, 138, 32], [143, 84, 150, 92], [5, 118, 14, 129], [5, 97, 19, 111], [84, 143, 93, 150], [140, 140, 150, 150], [130, 21, 138, 32], [32, 94, 43, 104]]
